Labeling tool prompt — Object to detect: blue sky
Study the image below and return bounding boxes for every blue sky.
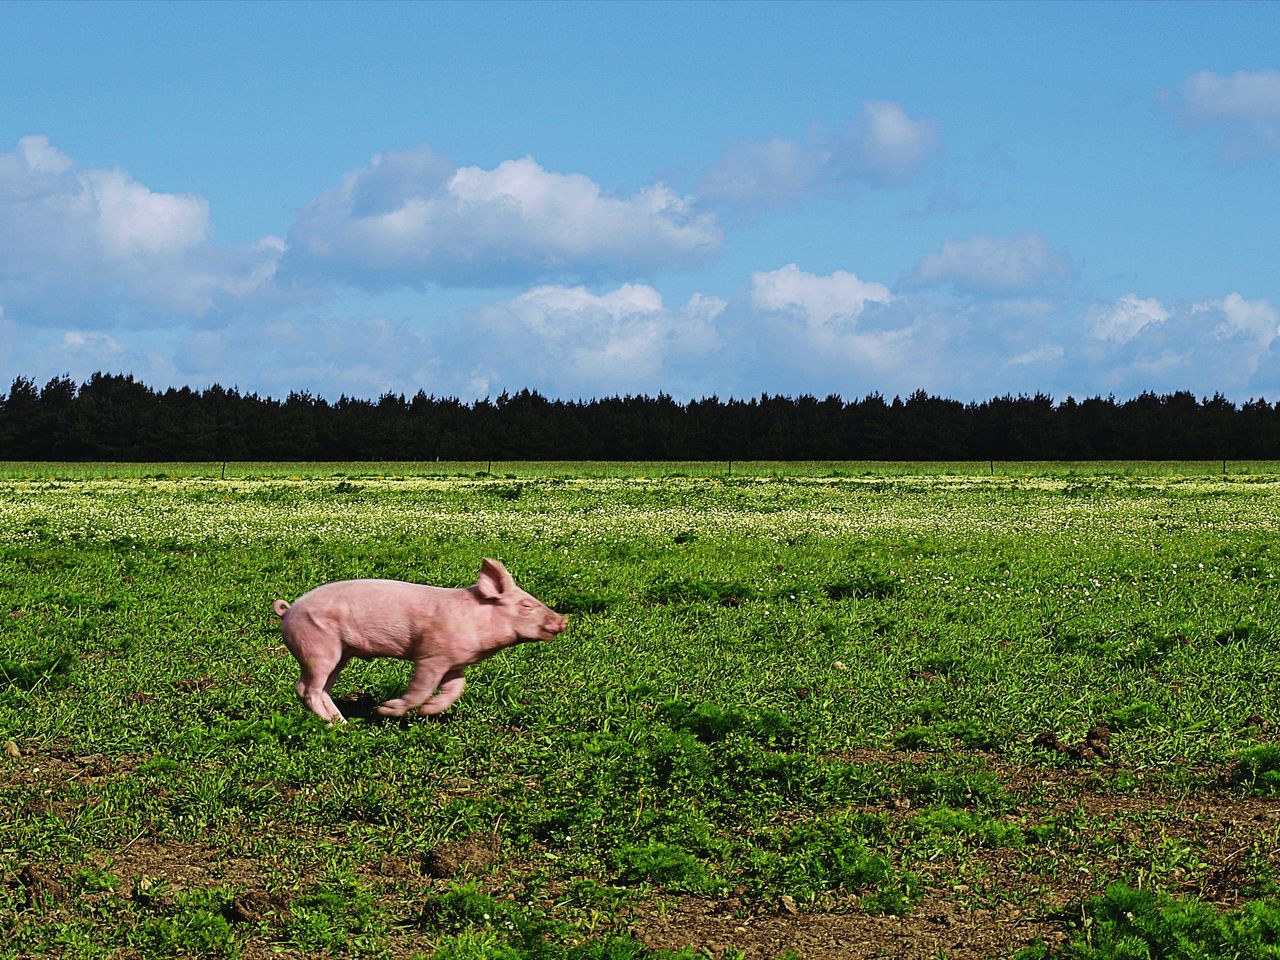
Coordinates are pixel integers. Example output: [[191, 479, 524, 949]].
[[1, 0, 1277, 401]]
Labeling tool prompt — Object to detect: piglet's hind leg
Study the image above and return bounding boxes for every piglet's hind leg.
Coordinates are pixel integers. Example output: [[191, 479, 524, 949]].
[[297, 661, 346, 723]]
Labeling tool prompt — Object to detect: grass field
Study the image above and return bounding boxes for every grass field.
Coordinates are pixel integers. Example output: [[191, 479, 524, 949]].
[[3, 464, 1280, 958]]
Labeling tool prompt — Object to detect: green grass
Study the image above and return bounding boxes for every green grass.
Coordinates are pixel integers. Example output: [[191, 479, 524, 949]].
[[1016, 883, 1280, 958], [2, 464, 1280, 957]]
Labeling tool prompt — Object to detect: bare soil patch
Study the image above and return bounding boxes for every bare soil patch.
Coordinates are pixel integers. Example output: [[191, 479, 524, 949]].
[[630, 892, 1065, 960], [423, 832, 502, 879]]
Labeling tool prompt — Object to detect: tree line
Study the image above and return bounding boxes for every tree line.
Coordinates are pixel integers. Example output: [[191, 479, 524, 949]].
[[2, 372, 1278, 461]]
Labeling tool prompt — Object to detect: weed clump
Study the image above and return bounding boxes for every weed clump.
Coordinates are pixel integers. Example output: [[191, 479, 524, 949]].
[[285, 872, 382, 952], [0, 650, 75, 691], [1231, 745, 1280, 794], [642, 575, 758, 606], [219, 711, 318, 746], [894, 720, 996, 751], [1031, 882, 1280, 959], [412, 882, 504, 934], [656, 699, 797, 748], [742, 812, 896, 902], [1106, 701, 1160, 732], [823, 568, 900, 600], [1214, 621, 1265, 645], [614, 842, 712, 890], [132, 888, 237, 958], [907, 806, 1024, 848], [905, 767, 1010, 809], [547, 590, 616, 615]]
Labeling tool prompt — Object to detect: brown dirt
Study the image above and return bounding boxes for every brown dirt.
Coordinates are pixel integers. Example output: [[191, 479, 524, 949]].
[[1032, 724, 1112, 761], [12, 863, 69, 908], [225, 886, 290, 924], [91, 836, 272, 895], [423, 832, 501, 879], [629, 892, 1066, 960]]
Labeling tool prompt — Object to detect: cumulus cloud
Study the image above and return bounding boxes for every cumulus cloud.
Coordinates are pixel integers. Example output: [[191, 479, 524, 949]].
[[1087, 294, 1170, 344], [1167, 69, 1280, 163], [59, 330, 126, 365], [697, 101, 940, 210], [906, 233, 1075, 295], [0, 136, 283, 325], [445, 284, 724, 398], [1206, 291, 1280, 343], [726, 264, 947, 394], [732, 284, 1280, 400], [1081, 292, 1280, 396], [841, 100, 943, 187], [748, 263, 891, 324], [285, 146, 723, 289]]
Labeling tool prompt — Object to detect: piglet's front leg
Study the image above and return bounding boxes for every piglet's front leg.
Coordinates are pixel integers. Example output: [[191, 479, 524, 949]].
[[377, 656, 450, 717], [418, 668, 467, 716]]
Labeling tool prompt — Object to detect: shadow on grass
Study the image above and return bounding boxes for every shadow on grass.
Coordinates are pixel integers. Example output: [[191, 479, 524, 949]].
[[331, 692, 455, 726]]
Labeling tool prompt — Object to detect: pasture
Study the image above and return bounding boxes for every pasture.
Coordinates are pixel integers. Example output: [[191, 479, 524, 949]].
[[2, 463, 1280, 959]]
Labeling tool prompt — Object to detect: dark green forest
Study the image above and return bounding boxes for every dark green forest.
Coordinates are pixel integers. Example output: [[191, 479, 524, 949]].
[[2, 372, 1277, 460]]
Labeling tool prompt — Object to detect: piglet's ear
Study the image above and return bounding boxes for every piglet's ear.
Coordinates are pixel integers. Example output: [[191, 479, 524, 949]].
[[476, 558, 513, 599]]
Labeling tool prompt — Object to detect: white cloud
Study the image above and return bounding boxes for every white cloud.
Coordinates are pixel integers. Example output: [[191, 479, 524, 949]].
[[731, 270, 1280, 401], [1087, 294, 1170, 344], [0, 136, 283, 325], [1176, 69, 1280, 123], [1081, 292, 1280, 397], [1204, 292, 1280, 343], [61, 330, 125, 360], [6, 215, 1280, 403], [748, 263, 892, 325], [452, 284, 724, 397], [286, 147, 723, 288], [1005, 343, 1066, 368], [697, 101, 940, 209], [841, 100, 942, 187], [1168, 69, 1280, 162], [87, 167, 210, 261], [730, 265, 943, 394], [908, 233, 1075, 294]]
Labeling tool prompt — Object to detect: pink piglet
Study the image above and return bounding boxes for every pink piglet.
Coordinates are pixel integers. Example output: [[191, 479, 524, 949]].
[[272, 558, 567, 722]]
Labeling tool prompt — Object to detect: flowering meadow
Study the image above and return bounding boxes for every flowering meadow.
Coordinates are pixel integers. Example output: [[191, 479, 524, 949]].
[[2, 464, 1280, 959]]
